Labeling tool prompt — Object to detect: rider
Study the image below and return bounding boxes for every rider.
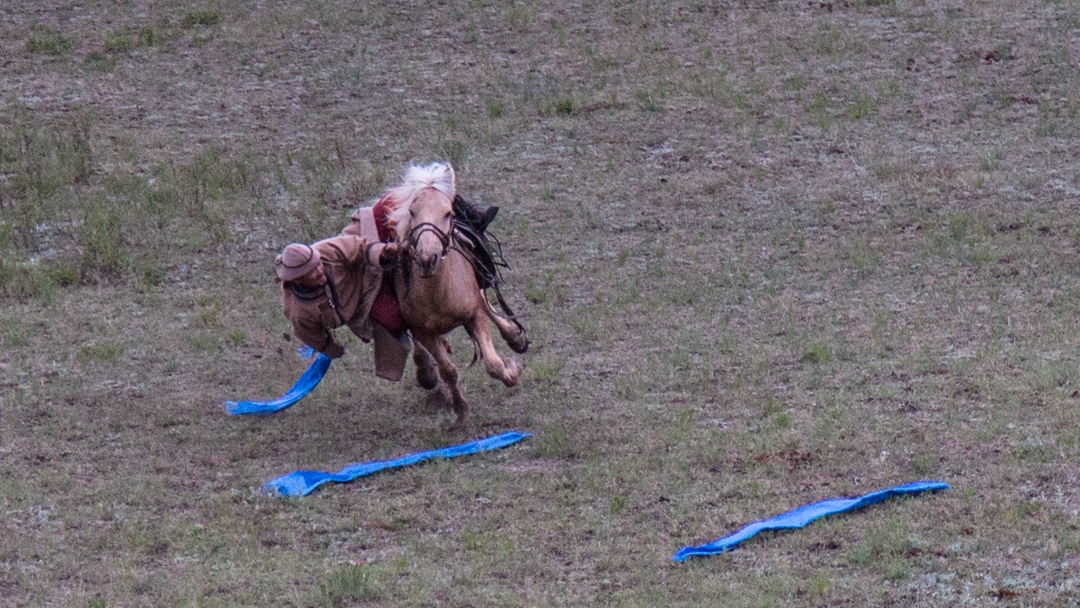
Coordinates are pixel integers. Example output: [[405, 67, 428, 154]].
[[452, 194, 499, 235], [275, 235, 403, 375]]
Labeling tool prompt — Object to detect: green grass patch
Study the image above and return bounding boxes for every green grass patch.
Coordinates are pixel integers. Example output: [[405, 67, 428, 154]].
[[26, 26, 73, 54], [318, 563, 384, 606], [105, 27, 155, 52], [801, 343, 832, 364], [182, 10, 222, 28], [78, 196, 131, 279], [80, 341, 125, 363], [1, 319, 33, 347]]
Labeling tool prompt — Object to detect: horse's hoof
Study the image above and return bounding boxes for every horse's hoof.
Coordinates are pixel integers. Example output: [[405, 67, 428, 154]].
[[504, 331, 529, 354], [415, 364, 439, 391], [425, 388, 452, 411], [503, 356, 523, 387], [510, 335, 529, 354], [448, 415, 468, 433]]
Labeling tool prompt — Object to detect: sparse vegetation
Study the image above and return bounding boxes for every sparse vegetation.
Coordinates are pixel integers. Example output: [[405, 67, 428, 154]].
[[26, 25, 72, 54], [182, 9, 222, 28], [317, 563, 384, 606], [2, 0, 1080, 606], [104, 27, 154, 52]]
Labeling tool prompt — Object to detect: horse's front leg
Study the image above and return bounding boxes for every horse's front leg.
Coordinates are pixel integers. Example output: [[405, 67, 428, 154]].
[[484, 300, 529, 354], [467, 315, 523, 388], [413, 333, 468, 429]]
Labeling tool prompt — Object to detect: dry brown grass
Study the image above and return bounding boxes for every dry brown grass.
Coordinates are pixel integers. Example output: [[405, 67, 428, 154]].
[[3, 0, 1080, 606]]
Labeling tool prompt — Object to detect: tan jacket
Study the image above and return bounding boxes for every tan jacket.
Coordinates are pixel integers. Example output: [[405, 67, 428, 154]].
[[281, 234, 388, 356], [341, 202, 392, 241]]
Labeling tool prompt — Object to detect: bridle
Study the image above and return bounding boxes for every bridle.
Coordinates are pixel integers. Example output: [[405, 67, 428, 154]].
[[406, 216, 458, 261]]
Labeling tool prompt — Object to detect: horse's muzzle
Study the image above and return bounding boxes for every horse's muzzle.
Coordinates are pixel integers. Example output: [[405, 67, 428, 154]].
[[408, 220, 453, 279], [415, 253, 439, 278]]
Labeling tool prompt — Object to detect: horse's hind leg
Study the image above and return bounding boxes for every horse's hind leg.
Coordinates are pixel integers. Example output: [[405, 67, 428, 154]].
[[484, 298, 529, 354], [413, 333, 469, 429], [468, 315, 523, 388]]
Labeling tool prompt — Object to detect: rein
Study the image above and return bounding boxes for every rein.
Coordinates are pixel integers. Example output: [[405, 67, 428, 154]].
[[407, 218, 456, 260], [397, 217, 457, 297]]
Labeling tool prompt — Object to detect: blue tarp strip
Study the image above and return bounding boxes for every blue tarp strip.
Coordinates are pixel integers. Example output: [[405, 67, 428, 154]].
[[264, 431, 532, 497], [224, 353, 333, 416], [672, 480, 950, 562]]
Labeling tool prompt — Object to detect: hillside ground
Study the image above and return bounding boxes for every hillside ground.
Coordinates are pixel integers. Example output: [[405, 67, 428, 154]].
[[2, 0, 1080, 605]]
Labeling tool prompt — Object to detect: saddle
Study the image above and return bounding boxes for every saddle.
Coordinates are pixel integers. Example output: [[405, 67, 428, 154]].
[[452, 195, 522, 329]]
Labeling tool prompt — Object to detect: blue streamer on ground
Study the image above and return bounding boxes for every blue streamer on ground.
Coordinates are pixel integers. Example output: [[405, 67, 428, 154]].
[[264, 431, 532, 497], [672, 480, 950, 562], [224, 353, 333, 416]]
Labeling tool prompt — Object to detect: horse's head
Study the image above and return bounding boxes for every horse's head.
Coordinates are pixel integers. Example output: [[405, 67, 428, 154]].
[[406, 187, 455, 277], [386, 163, 457, 278]]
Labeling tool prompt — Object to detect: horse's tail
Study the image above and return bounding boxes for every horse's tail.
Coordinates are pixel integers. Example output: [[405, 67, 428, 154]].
[[463, 326, 482, 368]]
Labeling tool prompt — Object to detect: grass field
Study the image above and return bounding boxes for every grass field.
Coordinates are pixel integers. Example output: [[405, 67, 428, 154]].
[[3, 0, 1080, 605]]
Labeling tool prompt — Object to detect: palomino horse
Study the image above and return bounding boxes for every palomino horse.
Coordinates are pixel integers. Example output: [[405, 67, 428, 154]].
[[383, 163, 528, 429]]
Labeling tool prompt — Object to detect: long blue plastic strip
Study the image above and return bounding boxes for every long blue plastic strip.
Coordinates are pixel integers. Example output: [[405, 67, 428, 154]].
[[672, 480, 950, 562], [225, 353, 333, 416], [264, 431, 532, 497]]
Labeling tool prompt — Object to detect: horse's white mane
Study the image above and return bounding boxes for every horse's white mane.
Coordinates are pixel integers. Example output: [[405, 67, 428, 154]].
[[384, 162, 456, 241]]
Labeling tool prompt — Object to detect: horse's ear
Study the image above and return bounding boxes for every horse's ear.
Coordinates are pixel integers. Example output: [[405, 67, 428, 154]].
[[444, 162, 456, 195]]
